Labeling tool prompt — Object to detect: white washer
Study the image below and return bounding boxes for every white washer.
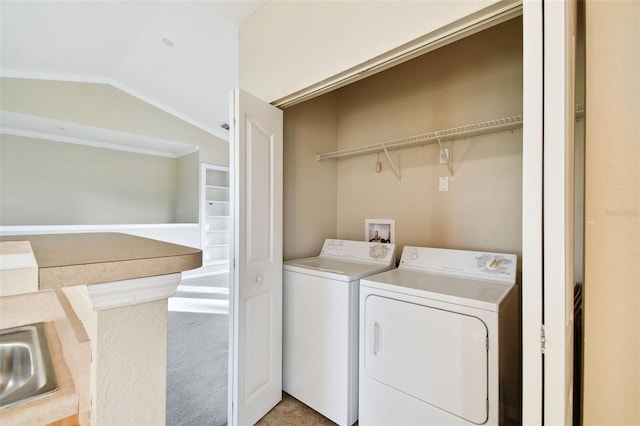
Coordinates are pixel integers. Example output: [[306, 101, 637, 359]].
[[284, 239, 396, 426], [359, 246, 521, 426]]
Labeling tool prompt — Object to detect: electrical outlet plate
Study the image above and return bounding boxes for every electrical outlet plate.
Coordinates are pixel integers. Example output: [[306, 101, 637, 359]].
[[439, 148, 449, 164], [439, 176, 449, 192]]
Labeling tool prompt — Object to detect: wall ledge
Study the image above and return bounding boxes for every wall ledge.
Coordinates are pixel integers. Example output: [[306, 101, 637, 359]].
[[86, 273, 180, 311]]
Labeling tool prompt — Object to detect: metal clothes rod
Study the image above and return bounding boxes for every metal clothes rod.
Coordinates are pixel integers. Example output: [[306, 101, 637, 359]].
[[315, 114, 523, 161]]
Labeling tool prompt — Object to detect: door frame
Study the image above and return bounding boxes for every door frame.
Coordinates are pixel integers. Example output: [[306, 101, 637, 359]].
[[234, 1, 576, 423], [523, 0, 577, 423], [521, 1, 544, 423]]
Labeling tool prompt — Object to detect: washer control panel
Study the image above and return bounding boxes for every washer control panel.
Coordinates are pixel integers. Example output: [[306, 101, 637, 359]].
[[321, 239, 395, 263], [400, 246, 517, 283]]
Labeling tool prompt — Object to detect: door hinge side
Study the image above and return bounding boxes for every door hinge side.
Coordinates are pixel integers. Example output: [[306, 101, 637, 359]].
[[540, 324, 546, 354], [486, 335, 489, 351]]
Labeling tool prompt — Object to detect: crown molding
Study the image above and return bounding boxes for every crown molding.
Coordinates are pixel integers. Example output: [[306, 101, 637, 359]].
[[1, 111, 200, 158]]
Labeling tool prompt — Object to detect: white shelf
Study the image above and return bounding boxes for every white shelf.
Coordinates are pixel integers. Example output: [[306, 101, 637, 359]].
[[204, 259, 230, 266], [205, 200, 229, 216], [206, 184, 229, 204], [316, 114, 523, 160], [201, 164, 231, 267]]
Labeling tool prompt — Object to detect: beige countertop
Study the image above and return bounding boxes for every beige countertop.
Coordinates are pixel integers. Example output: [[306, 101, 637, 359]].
[[0, 233, 202, 289]]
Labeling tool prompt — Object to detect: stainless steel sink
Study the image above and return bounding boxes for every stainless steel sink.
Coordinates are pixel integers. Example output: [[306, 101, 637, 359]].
[[0, 323, 58, 409]]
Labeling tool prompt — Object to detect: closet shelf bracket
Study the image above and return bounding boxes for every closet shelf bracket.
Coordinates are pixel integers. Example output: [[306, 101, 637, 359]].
[[382, 148, 402, 183]]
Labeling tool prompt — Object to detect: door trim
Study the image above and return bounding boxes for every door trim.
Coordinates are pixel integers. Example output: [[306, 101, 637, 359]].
[[521, 0, 544, 424]]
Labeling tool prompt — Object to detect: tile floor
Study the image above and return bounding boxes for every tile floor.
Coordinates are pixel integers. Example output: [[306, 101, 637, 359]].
[[256, 393, 337, 425]]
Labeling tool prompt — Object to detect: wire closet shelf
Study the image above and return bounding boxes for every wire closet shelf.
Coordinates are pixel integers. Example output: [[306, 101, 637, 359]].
[[315, 114, 523, 161]]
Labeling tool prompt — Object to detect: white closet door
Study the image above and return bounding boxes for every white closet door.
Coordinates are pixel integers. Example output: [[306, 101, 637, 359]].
[[363, 295, 488, 424], [543, 0, 578, 424], [229, 88, 283, 426]]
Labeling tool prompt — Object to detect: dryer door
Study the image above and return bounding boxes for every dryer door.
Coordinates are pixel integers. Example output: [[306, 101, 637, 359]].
[[364, 295, 489, 424]]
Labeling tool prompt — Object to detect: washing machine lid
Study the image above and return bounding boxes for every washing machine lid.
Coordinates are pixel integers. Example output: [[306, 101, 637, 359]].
[[360, 268, 514, 312], [284, 257, 393, 282]]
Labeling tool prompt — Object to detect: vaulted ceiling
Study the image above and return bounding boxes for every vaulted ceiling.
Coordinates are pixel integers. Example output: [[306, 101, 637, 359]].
[[0, 1, 265, 147]]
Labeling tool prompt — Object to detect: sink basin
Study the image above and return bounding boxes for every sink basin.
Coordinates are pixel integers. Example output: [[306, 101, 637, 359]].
[[0, 323, 58, 409]]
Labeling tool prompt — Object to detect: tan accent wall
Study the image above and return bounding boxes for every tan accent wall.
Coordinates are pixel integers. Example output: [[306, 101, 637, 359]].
[[283, 93, 338, 260], [283, 18, 522, 260], [334, 18, 523, 258], [583, 1, 640, 424]]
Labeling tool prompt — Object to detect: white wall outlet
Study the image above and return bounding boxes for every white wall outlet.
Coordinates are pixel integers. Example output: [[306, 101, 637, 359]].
[[439, 148, 450, 164], [439, 176, 449, 192]]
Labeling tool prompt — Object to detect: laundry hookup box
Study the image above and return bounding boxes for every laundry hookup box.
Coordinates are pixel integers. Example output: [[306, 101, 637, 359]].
[[365, 219, 395, 244]]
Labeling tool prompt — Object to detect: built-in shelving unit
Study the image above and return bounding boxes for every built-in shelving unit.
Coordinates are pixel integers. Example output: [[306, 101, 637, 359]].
[[201, 164, 230, 271]]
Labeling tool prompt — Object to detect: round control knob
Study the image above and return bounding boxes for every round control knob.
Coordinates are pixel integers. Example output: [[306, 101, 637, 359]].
[[256, 275, 263, 283], [336, 242, 343, 251], [327, 242, 334, 250], [369, 244, 387, 259], [410, 250, 419, 260], [485, 258, 501, 271]]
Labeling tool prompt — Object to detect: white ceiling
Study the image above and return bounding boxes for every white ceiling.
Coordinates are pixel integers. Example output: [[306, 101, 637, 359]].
[[0, 0, 265, 142]]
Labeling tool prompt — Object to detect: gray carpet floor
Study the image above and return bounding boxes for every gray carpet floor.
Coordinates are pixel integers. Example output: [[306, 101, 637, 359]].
[[167, 273, 229, 426]]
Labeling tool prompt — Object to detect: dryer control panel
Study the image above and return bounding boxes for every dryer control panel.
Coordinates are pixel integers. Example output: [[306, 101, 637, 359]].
[[399, 246, 517, 283]]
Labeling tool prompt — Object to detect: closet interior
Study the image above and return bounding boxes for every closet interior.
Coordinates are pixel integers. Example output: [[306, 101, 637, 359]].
[[283, 17, 524, 262]]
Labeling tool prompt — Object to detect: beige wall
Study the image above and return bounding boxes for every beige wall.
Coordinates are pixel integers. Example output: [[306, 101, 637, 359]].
[[240, 0, 508, 103], [336, 19, 522, 258], [283, 18, 523, 260], [283, 93, 338, 260], [583, 1, 640, 424], [0, 77, 230, 225], [176, 151, 199, 223], [198, 134, 230, 167], [0, 135, 178, 225], [0, 78, 218, 147]]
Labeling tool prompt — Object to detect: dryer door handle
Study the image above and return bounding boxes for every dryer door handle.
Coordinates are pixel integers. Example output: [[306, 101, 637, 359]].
[[369, 320, 380, 355]]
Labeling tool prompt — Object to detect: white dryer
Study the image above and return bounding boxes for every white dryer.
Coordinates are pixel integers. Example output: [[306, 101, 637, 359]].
[[359, 246, 520, 426], [284, 239, 396, 426]]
